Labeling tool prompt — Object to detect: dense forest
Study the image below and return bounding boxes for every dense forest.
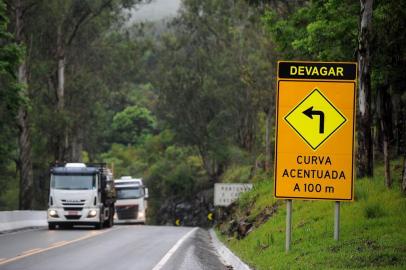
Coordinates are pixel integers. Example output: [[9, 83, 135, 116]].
[[0, 0, 405, 224]]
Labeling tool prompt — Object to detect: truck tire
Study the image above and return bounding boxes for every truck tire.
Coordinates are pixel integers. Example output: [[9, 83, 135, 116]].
[[95, 206, 104, 230], [95, 213, 103, 229], [108, 209, 113, 227], [103, 207, 113, 228], [103, 217, 112, 228], [60, 223, 73, 229], [95, 222, 102, 229]]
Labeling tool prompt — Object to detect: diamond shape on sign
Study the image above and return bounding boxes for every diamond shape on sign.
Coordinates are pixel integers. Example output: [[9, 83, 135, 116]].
[[284, 88, 346, 150]]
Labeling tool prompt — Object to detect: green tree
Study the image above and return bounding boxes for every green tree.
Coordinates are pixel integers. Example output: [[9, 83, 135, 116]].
[[263, 0, 374, 179], [264, 0, 358, 61], [155, 0, 273, 182], [264, 0, 405, 185], [5, 0, 149, 208], [371, 0, 406, 187], [0, 0, 26, 209], [101, 144, 147, 177], [112, 106, 157, 146]]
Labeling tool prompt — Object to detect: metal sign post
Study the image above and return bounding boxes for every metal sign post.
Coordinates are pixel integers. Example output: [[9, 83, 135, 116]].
[[334, 201, 340, 240], [286, 199, 292, 252]]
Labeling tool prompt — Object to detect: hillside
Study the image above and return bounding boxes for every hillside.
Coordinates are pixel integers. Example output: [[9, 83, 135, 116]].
[[216, 160, 406, 269]]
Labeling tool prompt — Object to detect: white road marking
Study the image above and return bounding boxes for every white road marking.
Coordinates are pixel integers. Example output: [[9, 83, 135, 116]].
[[152, 227, 198, 270]]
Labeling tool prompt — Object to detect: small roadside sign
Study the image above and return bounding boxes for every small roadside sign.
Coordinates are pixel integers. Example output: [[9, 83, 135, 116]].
[[214, 183, 253, 206], [274, 61, 357, 201]]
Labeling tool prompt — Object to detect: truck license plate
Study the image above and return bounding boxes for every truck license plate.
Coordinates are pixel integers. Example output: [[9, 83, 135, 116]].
[[68, 211, 79, 215]]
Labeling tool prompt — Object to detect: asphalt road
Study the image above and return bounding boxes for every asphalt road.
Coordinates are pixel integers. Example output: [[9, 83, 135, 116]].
[[0, 225, 227, 270]]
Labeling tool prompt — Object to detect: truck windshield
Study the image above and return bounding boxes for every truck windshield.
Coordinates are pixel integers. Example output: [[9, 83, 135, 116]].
[[51, 174, 95, 190], [116, 187, 143, 199]]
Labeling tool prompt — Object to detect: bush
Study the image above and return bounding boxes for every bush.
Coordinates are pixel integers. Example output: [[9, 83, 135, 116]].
[[363, 202, 385, 219], [221, 165, 252, 183]]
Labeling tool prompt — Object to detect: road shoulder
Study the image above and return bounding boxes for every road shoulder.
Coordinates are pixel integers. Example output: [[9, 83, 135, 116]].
[[209, 229, 251, 270]]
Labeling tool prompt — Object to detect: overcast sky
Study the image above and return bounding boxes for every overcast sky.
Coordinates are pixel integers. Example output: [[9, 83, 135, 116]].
[[130, 0, 182, 23]]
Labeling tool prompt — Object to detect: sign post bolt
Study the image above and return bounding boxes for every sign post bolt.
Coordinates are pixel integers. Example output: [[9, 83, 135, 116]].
[[286, 199, 292, 252], [334, 201, 340, 241]]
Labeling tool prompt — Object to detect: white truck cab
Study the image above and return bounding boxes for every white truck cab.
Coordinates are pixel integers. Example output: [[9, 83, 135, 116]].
[[47, 163, 116, 229], [114, 176, 148, 224]]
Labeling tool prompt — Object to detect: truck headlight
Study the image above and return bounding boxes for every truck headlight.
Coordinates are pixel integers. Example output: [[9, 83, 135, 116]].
[[138, 211, 144, 218], [88, 209, 97, 217], [48, 209, 59, 217]]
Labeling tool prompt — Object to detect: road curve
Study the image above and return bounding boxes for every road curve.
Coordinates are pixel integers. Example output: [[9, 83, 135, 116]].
[[0, 225, 226, 270]]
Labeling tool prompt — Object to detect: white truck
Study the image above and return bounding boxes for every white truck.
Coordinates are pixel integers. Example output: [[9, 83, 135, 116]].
[[114, 176, 148, 224], [47, 163, 116, 230]]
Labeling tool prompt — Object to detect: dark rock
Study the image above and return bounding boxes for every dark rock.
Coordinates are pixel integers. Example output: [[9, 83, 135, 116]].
[[237, 221, 253, 239], [155, 188, 215, 227]]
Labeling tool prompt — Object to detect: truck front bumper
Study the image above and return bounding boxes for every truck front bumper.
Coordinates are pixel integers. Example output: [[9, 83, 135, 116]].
[[114, 212, 146, 224], [47, 208, 100, 224]]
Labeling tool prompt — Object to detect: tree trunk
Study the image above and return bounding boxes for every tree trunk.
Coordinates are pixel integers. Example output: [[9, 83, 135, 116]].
[[17, 64, 34, 210], [382, 135, 391, 187], [357, 0, 374, 178], [198, 147, 223, 184], [56, 25, 65, 111], [56, 24, 69, 161], [374, 119, 382, 153], [402, 156, 406, 194], [396, 99, 405, 156], [265, 108, 271, 173], [265, 104, 274, 173], [15, 0, 34, 210], [70, 129, 83, 162], [378, 84, 392, 188]]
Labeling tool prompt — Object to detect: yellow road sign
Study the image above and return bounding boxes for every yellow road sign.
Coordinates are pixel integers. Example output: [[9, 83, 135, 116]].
[[284, 88, 346, 150], [275, 61, 357, 201], [207, 212, 213, 221]]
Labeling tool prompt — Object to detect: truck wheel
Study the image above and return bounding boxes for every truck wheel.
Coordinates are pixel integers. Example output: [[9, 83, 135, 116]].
[[95, 213, 103, 229], [103, 207, 113, 228], [108, 211, 113, 227], [95, 207, 104, 230], [103, 217, 112, 228], [48, 223, 56, 230], [61, 223, 73, 229]]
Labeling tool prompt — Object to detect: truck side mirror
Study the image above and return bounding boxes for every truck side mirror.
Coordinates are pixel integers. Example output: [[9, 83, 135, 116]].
[[144, 187, 149, 199]]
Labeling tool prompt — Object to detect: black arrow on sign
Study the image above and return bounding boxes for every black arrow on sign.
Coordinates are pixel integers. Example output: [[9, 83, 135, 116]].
[[303, 106, 325, 134]]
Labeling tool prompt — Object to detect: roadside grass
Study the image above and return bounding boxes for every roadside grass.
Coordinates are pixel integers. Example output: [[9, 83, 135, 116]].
[[217, 160, 406, 269]]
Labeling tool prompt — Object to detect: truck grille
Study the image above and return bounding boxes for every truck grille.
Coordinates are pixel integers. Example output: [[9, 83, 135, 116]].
[[64, 215, 81, 220], [63, 207, 83, 211], [61, 199, 85, 207], [116, 205, 138, 220]]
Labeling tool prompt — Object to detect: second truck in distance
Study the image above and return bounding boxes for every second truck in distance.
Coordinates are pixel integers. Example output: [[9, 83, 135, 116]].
[[114, 176, 148, 224]]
